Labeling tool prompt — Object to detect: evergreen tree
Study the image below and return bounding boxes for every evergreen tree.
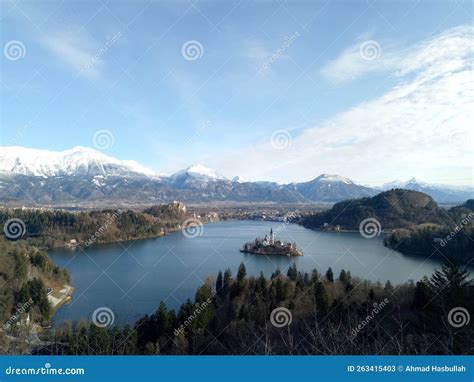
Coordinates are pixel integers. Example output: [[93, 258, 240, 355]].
[[237, 262, 247, 282], [287, 263, 298, 281], [223, 268, 233, 293], [314, 282, 329, 315], [216, 271, 223, 296], [339, 269, 348, 285], [384, 280, 393, 291], [256, 272, 267, 296], [413, 277, 431, 308], [325, 267, 334, 283], [275, 277, 288, 302], [271, 267, 281, 279], [311, 268, 319, 283], [429, 261, 471, 306]]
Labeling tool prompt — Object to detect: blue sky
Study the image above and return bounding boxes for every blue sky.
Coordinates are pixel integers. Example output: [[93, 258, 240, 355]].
[[1, 0, 472, 185]]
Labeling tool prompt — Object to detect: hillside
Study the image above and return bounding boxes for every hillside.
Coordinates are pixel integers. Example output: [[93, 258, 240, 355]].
[[300, 189, 448, 231], [385, 199, 474, 263], [47, 262, 473, 355], [0, 202, 187, 249], [0, 239, 70, 336]]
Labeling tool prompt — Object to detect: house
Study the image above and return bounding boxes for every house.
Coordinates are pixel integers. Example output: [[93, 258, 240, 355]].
[[67, 239, 78, 248]]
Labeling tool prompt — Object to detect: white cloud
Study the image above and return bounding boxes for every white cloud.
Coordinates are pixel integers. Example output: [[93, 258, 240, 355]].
[[321, 25, 473, 84], [41, 29, 109, 80], [213, 25, 473, 186]]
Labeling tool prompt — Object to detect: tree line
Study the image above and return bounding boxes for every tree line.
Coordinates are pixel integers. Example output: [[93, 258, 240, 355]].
[[38, 261, 472, 355], [0, 203, 187, 249]]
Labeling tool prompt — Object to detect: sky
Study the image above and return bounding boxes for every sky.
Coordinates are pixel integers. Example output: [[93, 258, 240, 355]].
[[1, 0, 473, 186]]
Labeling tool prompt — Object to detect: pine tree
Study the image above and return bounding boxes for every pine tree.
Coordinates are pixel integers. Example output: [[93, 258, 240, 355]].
[[311, 268, 319, 283], [275, 277, 288, 302], [314, 282, 329, 315], [429, 261, 471, 306], [287, 263, 298, 281], [325, 267, 334, 283], [413, 277, 431, 308], [223, 268, 233, 293], [271, 267, 281, 279], [256, 272, 267, 295], [237, 262, 247, 282], [339, 269, 348, 285], [216, 271, 223, 296]]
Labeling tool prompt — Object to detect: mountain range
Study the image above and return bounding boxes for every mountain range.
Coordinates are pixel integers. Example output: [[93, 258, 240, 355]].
[[0, 146, 471, 206]]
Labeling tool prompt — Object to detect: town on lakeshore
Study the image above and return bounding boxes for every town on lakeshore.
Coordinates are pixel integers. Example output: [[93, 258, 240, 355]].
[[241, 228, 303, 257]]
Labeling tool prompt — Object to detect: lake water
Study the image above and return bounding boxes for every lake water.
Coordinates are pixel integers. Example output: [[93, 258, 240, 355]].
[[50, 220, 445, 325]]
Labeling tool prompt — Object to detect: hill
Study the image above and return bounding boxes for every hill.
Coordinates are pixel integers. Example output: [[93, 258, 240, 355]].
[[300, 189, 448, 231], [0, 202, 187, 249], [385, 199, 474, 263], [0, 239, 70, 335]]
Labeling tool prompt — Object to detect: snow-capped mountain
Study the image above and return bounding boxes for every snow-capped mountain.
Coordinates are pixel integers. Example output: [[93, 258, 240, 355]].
[[382, 178, 428, 189], [382, 178, 473, 203], [291, 174, 376, 202], [168, 164, 228, 188], [0, 146, 471, 206], [314, 174, 355, 184], [0, 146, 161, 178]]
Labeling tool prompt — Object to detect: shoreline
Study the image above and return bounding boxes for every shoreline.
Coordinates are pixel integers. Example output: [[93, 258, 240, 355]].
[[44, 227, 182, 251]]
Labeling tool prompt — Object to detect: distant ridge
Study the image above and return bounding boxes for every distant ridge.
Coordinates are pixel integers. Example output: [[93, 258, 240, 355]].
[[0, 146, 471, 206]]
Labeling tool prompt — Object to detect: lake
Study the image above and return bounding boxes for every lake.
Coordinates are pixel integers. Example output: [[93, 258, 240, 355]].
[[50, 220, 445, 325]]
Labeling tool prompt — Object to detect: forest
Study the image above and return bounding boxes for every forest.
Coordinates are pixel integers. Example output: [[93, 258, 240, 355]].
[[27, 260, 473, 356], [0, 203, 187, 249], [301, 190, 474, 263], [385, 200, 474, 263], [0, 237, 70, 338]]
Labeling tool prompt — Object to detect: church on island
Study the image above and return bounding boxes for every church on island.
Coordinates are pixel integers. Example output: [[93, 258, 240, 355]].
[[241, 228, 303, 257]]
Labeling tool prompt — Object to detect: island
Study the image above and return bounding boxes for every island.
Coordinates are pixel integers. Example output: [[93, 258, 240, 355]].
[[241, 228, 303, 256]]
